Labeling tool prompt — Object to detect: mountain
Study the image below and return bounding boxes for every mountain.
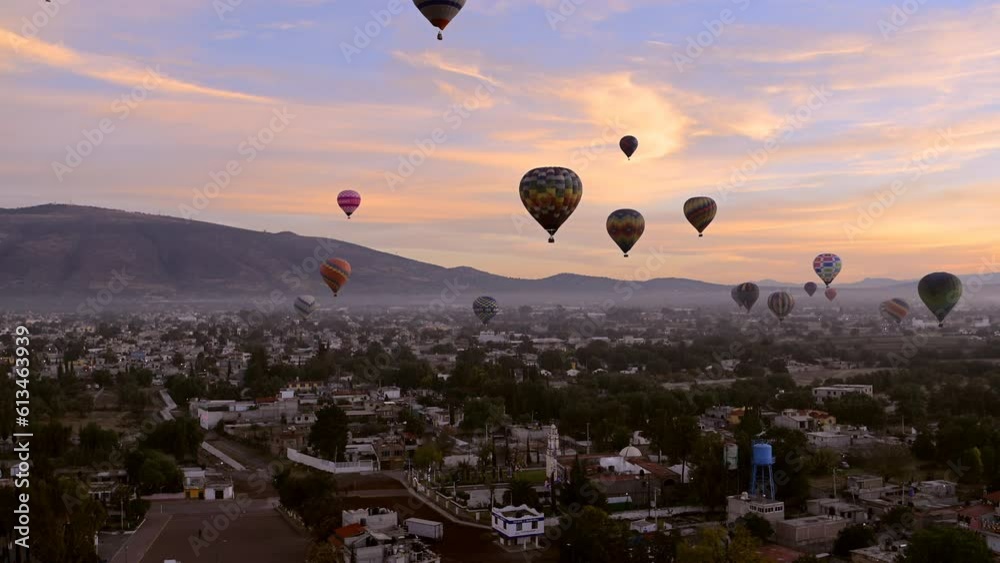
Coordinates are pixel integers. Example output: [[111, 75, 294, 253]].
[[1, 205, 996, 312]]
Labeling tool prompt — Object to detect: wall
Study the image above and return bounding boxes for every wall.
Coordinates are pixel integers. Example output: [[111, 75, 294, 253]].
[[287, 448, 375, 474]]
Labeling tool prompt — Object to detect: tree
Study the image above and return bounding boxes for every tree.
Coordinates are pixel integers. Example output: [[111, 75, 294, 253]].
[[653, 415, 700, 483], [308, 405, 349, 461], [864, 445, 912, 484], [901, 526, 993, 563], [832, 524, 876, 557], [125, 449, 182, 495], [142, 417, 205, 462], [414, 443, 443, 470], [559, 506, 628, 563], [738, 513, 773, 541], [560, 456, 606, 510], [504, 477, 540, 509]]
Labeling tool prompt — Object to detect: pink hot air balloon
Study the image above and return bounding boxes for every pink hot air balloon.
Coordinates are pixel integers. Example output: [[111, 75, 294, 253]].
[[825, 288, 837, 302], [337, 190, 361, 219]]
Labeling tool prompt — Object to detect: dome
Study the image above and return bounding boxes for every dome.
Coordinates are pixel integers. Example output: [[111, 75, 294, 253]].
[[619, 446, 642, 458]]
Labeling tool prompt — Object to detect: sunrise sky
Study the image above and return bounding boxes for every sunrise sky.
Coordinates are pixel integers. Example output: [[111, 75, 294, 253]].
[[2, 0, 998, 284]]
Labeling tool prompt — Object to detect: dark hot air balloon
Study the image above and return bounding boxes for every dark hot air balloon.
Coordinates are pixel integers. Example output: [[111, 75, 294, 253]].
[[813, 253, 842, 287], [337, 190, 361, 219], [519, 167, 583, 243], [683, 196, 717, 237], [768, 291, 794, 322], [320, 258, 351, 296], [414, 0, 466, 40], [734, 282, 759, 312], [918, 272, 962, 327], [804, 282, 817, 296], [730, 287, 740, 308], [880, 298, 910, 324], [619, 136, 638, 160], [473, 296, 499, 325], [294, 295, 317, 320], [825, 288, 837, 301], [606, 209, 645, 257]]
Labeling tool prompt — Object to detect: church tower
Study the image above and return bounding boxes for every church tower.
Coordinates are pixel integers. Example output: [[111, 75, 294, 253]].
[[545, 424, 561, 482]]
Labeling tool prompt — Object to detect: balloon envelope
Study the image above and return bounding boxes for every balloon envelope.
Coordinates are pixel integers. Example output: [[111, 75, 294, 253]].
[[320, 258, 351, 296], [294, 295, 317, 320], [804, 282, 817, 296], [880, 298, 910, 324], [825, 288, 837, 301], [813, 253, 842, 287], [734, 282, 760, 312], [683, 197, 717, 237], [519, 167, 583, 243], [768, 291, 795, 322], [473, 296, 499, 325], [337, 190, 361, 218], [606, 209, 645, 257], [918, 272, 962, 327], [619, 136, 638, 159], [413, 0, 466, 39], [730, 287, 740, 307]]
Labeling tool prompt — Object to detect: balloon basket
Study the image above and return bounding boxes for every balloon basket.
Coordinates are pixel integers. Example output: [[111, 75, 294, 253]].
[[438, 32, 443, 40]]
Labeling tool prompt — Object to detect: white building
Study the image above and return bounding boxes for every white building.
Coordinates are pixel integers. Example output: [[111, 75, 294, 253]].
[[812, 384, 873, 403], [726, 493, 785, 524], [491, 505, 545, 549], [342, 508, 398, 531]]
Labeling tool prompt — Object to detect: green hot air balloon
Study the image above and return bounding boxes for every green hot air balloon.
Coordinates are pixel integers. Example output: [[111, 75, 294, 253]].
[[519, 167, 583, 243], [734, 282, 759, 313], [918, 272, 962, 327], [768, 291, 795, 323], [606, 209, 645, 257]]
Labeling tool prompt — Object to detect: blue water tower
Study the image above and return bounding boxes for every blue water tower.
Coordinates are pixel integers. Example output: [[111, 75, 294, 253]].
[[750, 442, 776, 499]]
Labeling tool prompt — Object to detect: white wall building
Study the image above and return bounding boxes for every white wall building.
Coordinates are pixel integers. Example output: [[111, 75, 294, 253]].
[[342, 508, 398, 531], [812, 384, 873, 403], [491, 505, 545, 549]]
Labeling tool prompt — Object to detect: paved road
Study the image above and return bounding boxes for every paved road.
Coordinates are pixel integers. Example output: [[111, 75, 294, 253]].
[[109, 511, 172, 563]]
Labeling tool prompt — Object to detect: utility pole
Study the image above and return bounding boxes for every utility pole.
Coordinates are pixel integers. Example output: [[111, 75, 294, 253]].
[[833, 468, 837, 499], [586, 423, 590, 455]]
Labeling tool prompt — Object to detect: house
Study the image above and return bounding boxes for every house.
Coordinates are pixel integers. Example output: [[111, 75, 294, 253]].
[[812, 384, 873, 403], [806, 431, 851, 451], [342, 508, 398, 531], [727, 493, 785, 524], [806, 498, 868, 523], [491, 505, 545, 549], [774, 515, 849, 549], [852, 541, 909, 562]]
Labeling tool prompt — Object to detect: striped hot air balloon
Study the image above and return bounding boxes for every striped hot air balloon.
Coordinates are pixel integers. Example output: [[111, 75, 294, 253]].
[[413, 0, 466, 40], [294, 295, 317, 320], [918, 272, 962, 327], [734, 282, 760, 313], [320, 258, 351, 296], [825, 288, 837, 302], [813, 253, 842, 287], [683, 196, 717, 237], [519, 167, 583, 243], [804, 282, 817, 296], [606, 209, 645, 257], [473, 296, 499, 325], [879, 298, 910, 325], [768, 291, 795, 323], [619, 136, 638, 160], [337, 190, 361, 219]]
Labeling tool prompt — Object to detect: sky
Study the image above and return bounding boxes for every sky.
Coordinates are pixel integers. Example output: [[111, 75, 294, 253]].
[[2, 0, 999, 284]]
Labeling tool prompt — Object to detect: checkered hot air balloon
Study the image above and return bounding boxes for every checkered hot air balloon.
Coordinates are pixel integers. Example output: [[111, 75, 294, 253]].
[[879, 298, 910, 325], [606, 209, 644, 257], [414, 0, 466, 40], [768, 291, 795, 323], [473, 296, 499, 325], [813, 253, 842, 288], [519, 167, 583, 243], [918, 272, 962, 327], [337, 190, 361, 219], [294, 295, 317, 320], [320, 258, 351, 297], [683, 196, 717, 237]]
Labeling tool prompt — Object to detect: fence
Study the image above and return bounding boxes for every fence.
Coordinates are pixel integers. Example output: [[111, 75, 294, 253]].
[[286, 448, 376, 474]]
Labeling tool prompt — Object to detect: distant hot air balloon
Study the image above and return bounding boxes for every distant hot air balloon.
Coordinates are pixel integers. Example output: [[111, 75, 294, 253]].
[[294, 295, 317, 320], [519, 167, 583, 243], [730, 287, 740, 308], [813, 253, 842, 287], [880, 298, 910, 325], [619, 136, 638, 160], [606, 209, 645, 257], [825, 288, 837, 302], [918, 272, 962, 327], [804, 282, 817, 296], [320, 258, 351, 296], [768, 291, 795, 323], [413, 0, 466, 40], [337, 190, 361, 219], [473, 296, 499, 325], [734, 282, 760, 313], [683, 197, 717, 237]]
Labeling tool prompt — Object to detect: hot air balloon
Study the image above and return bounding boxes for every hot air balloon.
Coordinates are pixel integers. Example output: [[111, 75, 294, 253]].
[[734, 282, 760, 313], [473, 296, 499, 325], [768, 291, 794, 323], [730, 287, 740, 308], [414, 0, 466, 40], [606, 209, 645, 257], [683, 196, 717, 237], [825, 288, 837, 302], [813, 253, 842, 287], [294, 295, 317, 320], [320, 258, 351, 296], [519, 167, 583, 243], [337, 190, 361, 219], [880, 298, 910, 325], [804, 282, 817, 296], [619, 136, 638, 160], [918, 272, 962, 327]]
